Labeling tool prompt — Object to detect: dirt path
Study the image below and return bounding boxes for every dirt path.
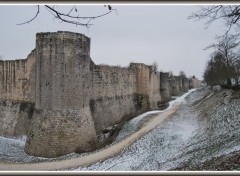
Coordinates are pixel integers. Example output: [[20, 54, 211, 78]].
[[0, 102, 181, 171]]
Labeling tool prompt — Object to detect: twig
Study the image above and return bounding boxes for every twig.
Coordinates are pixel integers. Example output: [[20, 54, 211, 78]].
[[17, 5, 40, 25], [17, 5, 114, 28]]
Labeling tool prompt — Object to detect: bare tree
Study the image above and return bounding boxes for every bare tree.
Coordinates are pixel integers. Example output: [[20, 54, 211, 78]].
[[233, 59, 240, 85], [205, 34, 240, 85], [152, 61, 158, 73], [17, 5, 116, 28], [188, 5, 240, 36], [189, 6, 240, 86], [203, 51, 224, 86], [203, 50, 237, 86], [203, 59, 213, 86], [179, 70, 187, 78]]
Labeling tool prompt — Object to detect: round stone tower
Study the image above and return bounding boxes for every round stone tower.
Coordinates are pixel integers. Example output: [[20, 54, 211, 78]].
[[25, 31, 97, 158]]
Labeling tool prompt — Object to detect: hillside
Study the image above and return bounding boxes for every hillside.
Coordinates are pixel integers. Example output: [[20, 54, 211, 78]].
[[174, 86, 240, 170]]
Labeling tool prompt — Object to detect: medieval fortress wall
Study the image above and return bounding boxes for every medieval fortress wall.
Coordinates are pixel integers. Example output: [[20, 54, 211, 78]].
[[0, 31, 201, 158], [0, 50, 36, 137], [0, 50, 36, 103]]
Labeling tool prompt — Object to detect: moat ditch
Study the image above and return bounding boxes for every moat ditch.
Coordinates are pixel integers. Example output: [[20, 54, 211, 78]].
[[0, 89, 193, 164], [1, 87, 240, 171], [73, 87, 240, 171]]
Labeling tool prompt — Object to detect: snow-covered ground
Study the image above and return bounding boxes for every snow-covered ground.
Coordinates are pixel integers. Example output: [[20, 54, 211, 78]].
[[2, 87, 240, 171], [0, 135, 50, 163], [114, 89, 196, 143], [0, 89, 196, 164], [174, 89, 240, 170], [73, 89, 199, 171]]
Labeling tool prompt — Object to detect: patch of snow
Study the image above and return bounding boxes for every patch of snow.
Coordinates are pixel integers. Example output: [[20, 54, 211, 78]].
[[115, 89, 197, 142], [167, 89, 196, 109]]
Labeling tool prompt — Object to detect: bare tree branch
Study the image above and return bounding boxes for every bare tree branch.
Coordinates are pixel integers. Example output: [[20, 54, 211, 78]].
[[17, 5, 114, 28], [190, 5, 240, 85], [188, 5, 240, 36], [17, 5, 40, 25], [188, 5, 223, 27], [45, 5, 112, 20]]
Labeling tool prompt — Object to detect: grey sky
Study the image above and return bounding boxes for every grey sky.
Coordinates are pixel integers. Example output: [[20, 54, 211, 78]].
[[0, 5, 226, 79]]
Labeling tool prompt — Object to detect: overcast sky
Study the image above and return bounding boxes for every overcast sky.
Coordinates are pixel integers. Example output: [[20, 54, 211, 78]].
[[0, 4, 226, 79]]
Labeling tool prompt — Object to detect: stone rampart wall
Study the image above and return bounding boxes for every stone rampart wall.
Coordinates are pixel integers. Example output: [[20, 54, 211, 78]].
[[0, 50, 36, 103], [0, 99, 34, 137], [0, 31, 200, 158]]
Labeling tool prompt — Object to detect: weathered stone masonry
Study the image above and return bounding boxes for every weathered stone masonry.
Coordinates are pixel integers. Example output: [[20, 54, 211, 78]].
[[0, 50, 36, 137], [0, 31, 201, 158]]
